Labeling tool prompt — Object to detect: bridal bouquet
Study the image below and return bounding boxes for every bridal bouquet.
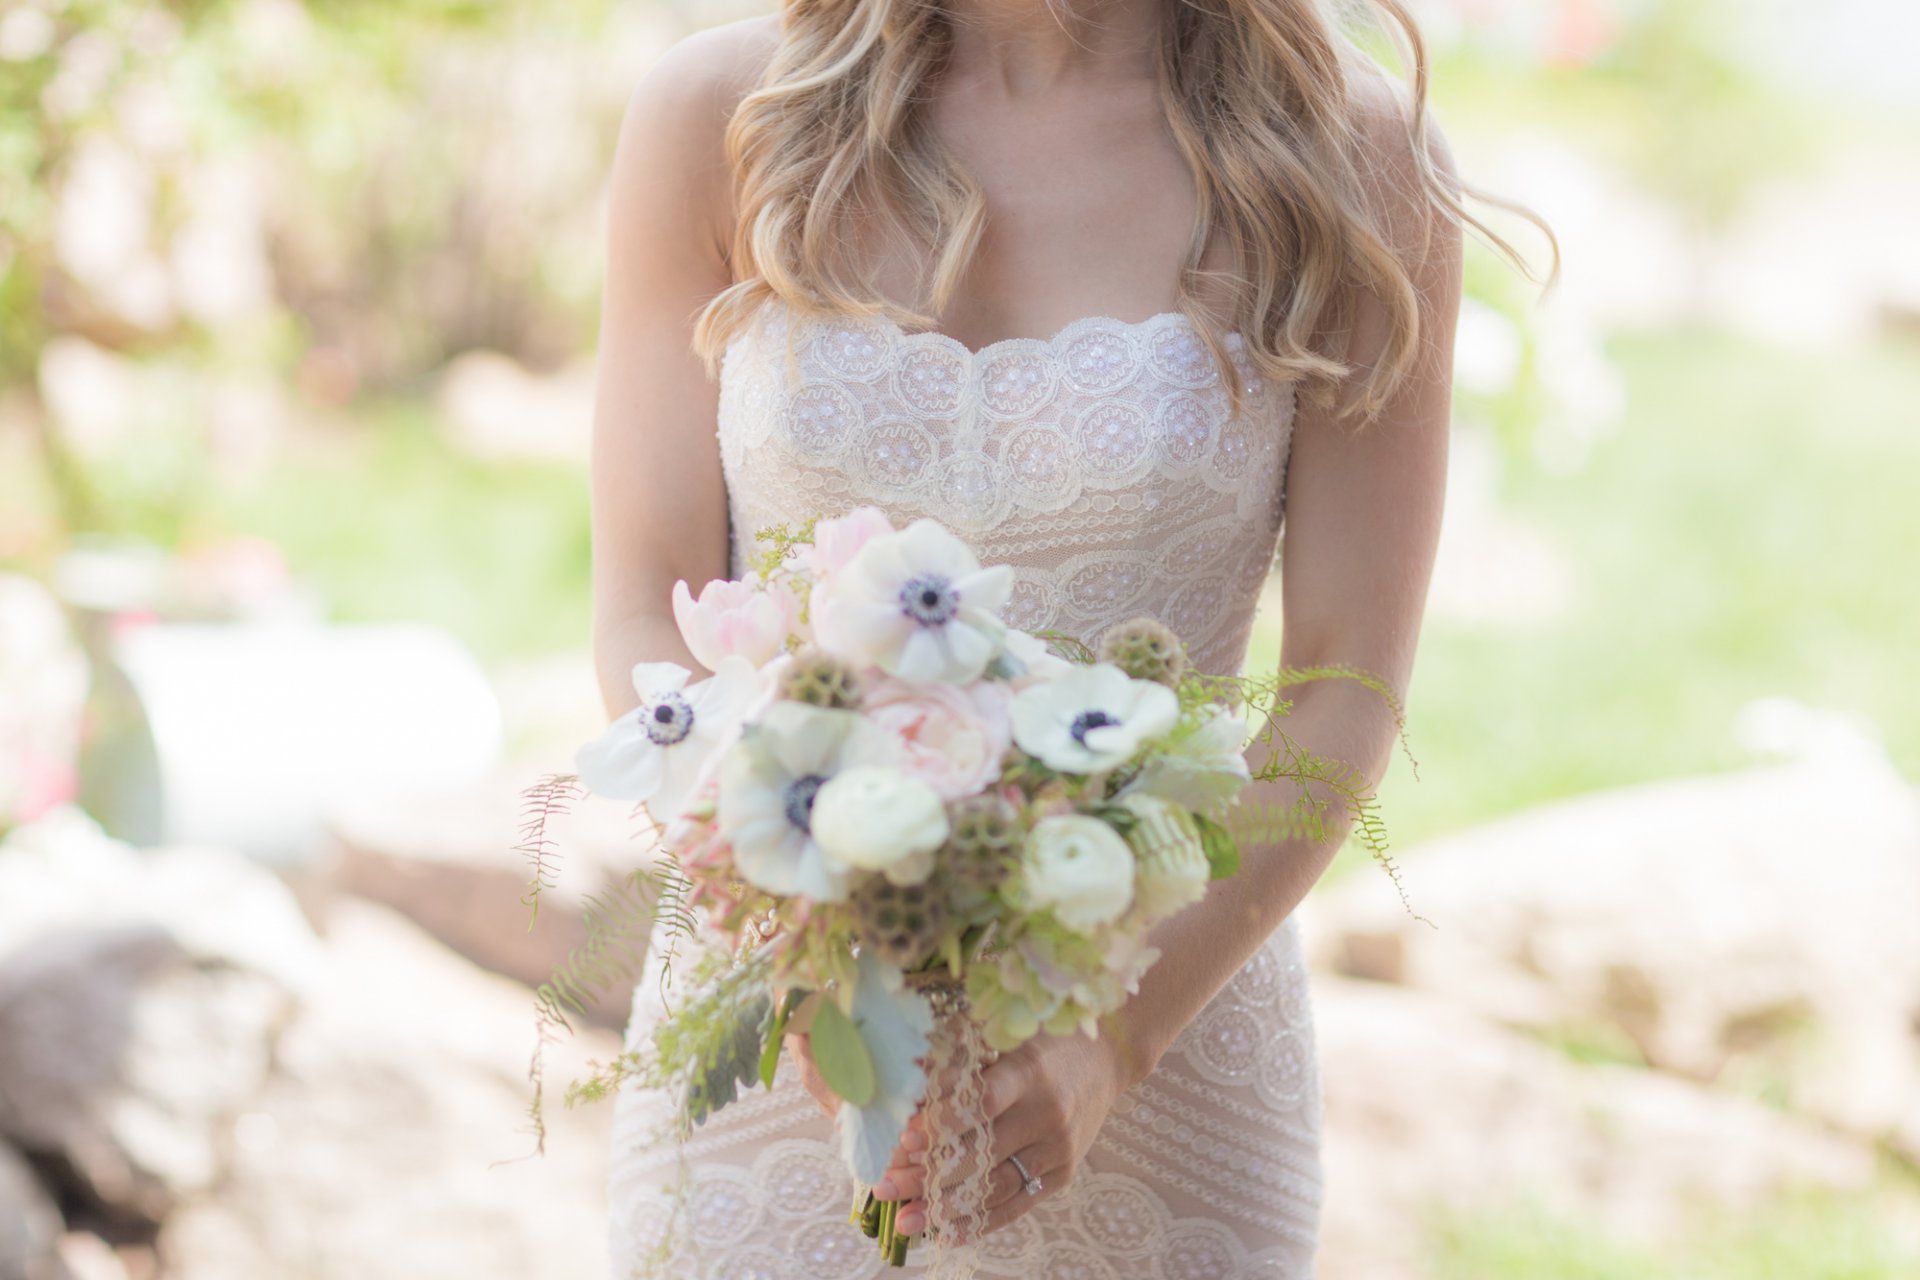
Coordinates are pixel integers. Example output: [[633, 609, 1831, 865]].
[[563, 505, 1261, 1268]]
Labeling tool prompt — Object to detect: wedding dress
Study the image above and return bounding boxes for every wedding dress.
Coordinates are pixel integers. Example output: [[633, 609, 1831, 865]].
[[606, 291, 1323, 1278]]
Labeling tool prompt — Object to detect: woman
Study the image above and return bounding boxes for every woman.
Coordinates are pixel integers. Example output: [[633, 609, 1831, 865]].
[[589, 1, 1553, 1275]]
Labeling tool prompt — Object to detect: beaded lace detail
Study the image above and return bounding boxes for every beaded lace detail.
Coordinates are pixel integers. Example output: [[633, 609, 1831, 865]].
[[712, 294, 1299, 678], [607, 292, 1322, 1278]]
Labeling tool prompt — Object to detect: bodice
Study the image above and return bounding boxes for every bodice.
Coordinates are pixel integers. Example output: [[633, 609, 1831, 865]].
[[713, 293, 1297, 677]]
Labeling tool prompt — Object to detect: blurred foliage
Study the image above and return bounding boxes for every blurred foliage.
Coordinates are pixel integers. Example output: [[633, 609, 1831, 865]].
[[1424, 0, 1829, 233], [1, 0, 641, 563]]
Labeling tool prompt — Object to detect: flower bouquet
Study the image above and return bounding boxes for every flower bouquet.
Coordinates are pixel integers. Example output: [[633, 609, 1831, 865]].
[[519, 505, 1417, 1275]]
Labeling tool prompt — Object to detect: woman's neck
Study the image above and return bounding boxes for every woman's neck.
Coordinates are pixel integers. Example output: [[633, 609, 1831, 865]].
[[942, 0, 1161, 96]]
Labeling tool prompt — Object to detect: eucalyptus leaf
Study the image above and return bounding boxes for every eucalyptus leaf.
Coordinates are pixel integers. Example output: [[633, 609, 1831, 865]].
[[809, 996, 877, 1108], [759, 987, 806, 1088]]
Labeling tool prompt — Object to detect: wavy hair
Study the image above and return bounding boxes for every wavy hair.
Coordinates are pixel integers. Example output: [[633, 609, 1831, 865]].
[[690, 0, 1560, 430]]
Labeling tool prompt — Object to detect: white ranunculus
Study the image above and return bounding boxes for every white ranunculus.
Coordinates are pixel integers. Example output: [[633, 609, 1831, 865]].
[[715, 700, 893, 903], [574, 655, 763, 825], [1009, 662, 1180, 773], [1116, 792, 1210, 920], [808, 764, 949, 886], [1021, 814, 1135, 932], [810, 517, 1013, 684], [1117, 702, 1252, 820]]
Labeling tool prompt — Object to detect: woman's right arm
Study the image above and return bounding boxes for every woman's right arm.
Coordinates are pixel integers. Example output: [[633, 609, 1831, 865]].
[[586, 24, 767, 721]]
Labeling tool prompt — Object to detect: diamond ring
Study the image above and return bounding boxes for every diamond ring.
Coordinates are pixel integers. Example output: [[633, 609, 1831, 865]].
[[1007, 1153, 1042, 1197]]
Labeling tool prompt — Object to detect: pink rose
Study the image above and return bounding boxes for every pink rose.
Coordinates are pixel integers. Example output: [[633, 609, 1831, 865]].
[[804, 505, 895, 575], [861, 675, 1013, 801], [671, 577, 800, 672]]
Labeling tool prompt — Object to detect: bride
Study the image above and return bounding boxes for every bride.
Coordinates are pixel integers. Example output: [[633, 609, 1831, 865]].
[[586, 0, 1551, 1275]]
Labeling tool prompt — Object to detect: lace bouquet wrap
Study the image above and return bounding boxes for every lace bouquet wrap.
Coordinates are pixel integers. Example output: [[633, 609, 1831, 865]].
[[566, 506, 1272, 1274]]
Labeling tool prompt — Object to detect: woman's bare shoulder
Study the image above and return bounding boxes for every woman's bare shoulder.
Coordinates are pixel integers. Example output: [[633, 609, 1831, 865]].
[[610, 15, 783, 254], [618, 14, 782, 152]]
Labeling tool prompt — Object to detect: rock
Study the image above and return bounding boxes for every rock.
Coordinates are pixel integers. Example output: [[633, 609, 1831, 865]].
[[0, 806, 322, 996], [0, 926, 290, 1226], [0, 1142, 65, 1280], [153, 898, 620, 1280], [323, 768, 653, 1028], [1312, 973, 1886, 1279], [1305, 745, 1920, 1159], [53, 1234, 129, 1280]]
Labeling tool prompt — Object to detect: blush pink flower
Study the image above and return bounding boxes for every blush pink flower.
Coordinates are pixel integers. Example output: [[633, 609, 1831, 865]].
[[861, 674, 1013, 801], [804, 505, 895, 575], [671, 577, 800, 672]]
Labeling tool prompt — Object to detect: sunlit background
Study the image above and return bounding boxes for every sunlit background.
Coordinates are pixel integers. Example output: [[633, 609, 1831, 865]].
[[2, 0, 1917, 1276]]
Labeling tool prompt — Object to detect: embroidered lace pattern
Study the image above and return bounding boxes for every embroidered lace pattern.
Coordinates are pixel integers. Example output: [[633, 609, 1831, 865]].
[[711, 294, 1298, 678], [606, 292, 1322, 1278]]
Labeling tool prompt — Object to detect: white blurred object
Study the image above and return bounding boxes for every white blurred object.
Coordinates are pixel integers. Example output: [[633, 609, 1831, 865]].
[[1732, 694, 1892, 776], [97, 621, 502, 865]]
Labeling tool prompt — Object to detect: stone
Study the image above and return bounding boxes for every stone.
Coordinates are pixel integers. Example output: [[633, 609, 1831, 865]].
[[153, 897, 620, 1280], [1304, 741, 1920, 1160], [323, 767, 654, 1029], [0, 925, 289, 1226], [0, 1142, 65, 1280], [1312, 973, 1885, 1278]]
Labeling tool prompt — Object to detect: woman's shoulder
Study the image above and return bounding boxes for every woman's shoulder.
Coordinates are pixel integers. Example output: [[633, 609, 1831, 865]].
[[609, 16, 782, 261], [624, 14, 782, 133]]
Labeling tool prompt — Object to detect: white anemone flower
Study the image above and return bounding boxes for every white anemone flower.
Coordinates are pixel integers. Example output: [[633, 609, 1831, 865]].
[[811, 518, 1013, 684], [1009, 661, 1181, 773], [716, 700, 893, 903], [574, 655, 762, 825]]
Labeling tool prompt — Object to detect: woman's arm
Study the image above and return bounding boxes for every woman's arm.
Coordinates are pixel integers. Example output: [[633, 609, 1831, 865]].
[[585, 24, 767, 720], [876, 82, 1465, 1239]]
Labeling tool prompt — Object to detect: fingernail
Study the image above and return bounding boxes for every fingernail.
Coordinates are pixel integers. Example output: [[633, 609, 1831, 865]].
[[902, 1130, 928, 1151], [898, 1209, 924, 1234], [874, 1178, 896, 1199]]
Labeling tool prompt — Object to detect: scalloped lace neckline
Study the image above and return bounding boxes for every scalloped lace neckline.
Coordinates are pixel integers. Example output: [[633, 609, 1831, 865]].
[[764, 292, 1246, 362]]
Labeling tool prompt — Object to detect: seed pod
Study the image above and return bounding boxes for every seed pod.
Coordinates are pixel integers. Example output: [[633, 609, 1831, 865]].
[[853, 873, 949, 969], [778, 645, 863, 709], [1096, 616, 1189, 687]]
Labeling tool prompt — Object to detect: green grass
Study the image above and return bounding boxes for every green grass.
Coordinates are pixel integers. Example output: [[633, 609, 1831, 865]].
[[1254, 325, 1920, 880], [199, 402, 593, 664], [1423, 1182, 1920, 1280]]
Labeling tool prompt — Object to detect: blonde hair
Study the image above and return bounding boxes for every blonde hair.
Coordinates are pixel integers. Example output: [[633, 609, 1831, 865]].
[[691, 0, 1560, 430]]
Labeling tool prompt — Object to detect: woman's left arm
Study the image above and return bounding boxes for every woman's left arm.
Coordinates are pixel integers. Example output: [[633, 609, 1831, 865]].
[[876, 92, 1465, 1238]]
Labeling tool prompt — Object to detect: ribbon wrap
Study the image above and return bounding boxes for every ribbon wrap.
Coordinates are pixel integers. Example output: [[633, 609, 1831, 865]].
[[907, 974, 995, 1278]]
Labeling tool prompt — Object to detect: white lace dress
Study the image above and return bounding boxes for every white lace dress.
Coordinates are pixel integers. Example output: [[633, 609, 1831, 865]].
[[606, 293, 1323, 1279]]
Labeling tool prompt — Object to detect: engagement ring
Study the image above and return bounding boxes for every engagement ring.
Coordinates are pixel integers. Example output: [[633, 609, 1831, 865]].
[[1007, 1153, 1042, 1197]]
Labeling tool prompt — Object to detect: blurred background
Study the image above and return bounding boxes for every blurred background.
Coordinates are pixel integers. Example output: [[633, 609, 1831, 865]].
[[1, 0, 1917, 1276]]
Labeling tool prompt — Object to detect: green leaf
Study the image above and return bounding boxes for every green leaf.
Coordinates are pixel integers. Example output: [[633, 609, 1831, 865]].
[[759, 987, 805, 1088], [1194, 811, 1241, 880], [809, 995, 877, 1108]]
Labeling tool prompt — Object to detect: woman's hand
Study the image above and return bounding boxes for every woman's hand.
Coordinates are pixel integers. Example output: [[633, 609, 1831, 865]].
[[786, 1030, 840, 1120], [870, 1028, 1136, 1240]]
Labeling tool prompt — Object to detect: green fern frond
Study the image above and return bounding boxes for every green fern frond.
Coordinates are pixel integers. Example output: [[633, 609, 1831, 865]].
[[516, 866, 660, 1157]]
